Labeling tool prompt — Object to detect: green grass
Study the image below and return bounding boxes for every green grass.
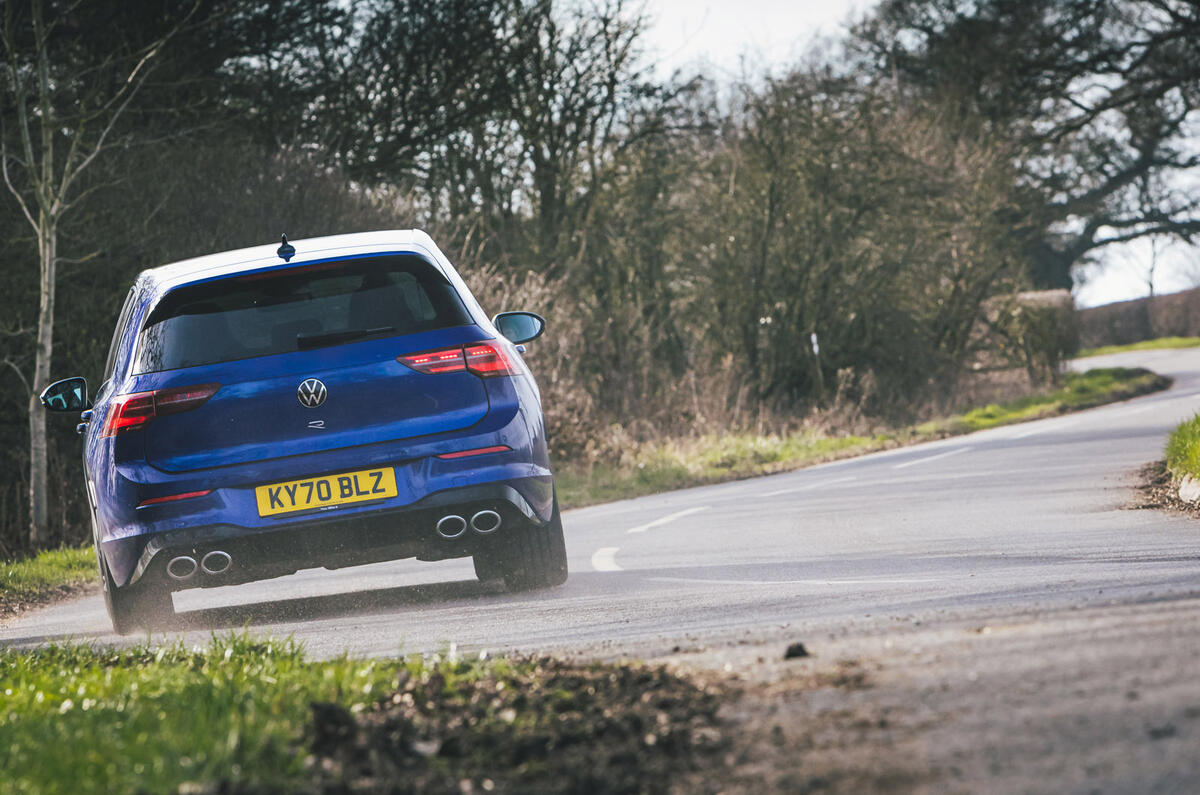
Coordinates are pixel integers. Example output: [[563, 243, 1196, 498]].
[[1, 546, 95, 606], [0, 635, 408, 794], [1166, 413, 1200, 480], [920, 367, 1169, 435], [1076, 336, 1200, 359], [558, 367, 1170, 508], [0, 636, 722, 794]]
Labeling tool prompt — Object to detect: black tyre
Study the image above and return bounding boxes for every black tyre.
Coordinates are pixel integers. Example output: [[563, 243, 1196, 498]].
[[499, 494, 568, 591], [97, 547, 174, 635], [472, 551, 504, 583]]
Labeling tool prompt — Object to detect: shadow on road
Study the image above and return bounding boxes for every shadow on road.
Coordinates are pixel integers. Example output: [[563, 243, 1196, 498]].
[[169, 576, 514, 632]]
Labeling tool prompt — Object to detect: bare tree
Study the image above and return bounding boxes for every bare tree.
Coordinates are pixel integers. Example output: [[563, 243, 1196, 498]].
[[0, 0, 183, 547]]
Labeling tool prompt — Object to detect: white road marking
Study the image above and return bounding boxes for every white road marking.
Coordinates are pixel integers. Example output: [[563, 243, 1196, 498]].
[[648, 576, 943, 586], [1012, 417, 1080, 439], [627, 506, 710, 534], [762, 476, 857, 497], [590, 547, 622, 572], [1115, 403, 1157, 417], [892, 446, 971, 470]]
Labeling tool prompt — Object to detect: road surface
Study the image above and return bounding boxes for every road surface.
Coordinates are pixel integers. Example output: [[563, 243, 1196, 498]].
[[2, 348, 1198, 661]]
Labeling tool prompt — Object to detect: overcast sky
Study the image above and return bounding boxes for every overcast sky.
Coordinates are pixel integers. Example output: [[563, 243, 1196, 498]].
[[640, 0, 1197, 307]]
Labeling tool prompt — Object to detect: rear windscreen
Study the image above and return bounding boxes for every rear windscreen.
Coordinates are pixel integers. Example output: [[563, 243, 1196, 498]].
[[134, 254, 472, 373]]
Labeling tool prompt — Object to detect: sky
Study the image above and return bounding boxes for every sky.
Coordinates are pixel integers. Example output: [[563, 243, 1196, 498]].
[[640, 0, 1198, 308]]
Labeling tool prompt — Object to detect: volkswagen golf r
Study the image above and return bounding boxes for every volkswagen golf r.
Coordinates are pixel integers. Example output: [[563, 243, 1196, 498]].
[[40, 230, 567, 634]]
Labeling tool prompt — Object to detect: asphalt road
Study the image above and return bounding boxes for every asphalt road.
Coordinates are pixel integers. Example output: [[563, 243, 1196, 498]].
[[4, 348, 1200, 661]]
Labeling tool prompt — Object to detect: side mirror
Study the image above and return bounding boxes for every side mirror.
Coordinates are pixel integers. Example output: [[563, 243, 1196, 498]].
[[40, 377, 91, 412], [492, 311, 546, 345]]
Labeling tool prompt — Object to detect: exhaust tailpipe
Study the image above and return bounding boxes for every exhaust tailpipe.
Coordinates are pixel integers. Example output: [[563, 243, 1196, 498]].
[[470, 509, 502, 534], [166, 555, 198, 580], [436, 514, 467, 539], [201, 550, 232, 575]]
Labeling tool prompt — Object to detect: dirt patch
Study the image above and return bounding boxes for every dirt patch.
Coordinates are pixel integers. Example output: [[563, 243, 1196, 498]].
[[287, 656, 735, 794], [1128, 460, 1200, 518]]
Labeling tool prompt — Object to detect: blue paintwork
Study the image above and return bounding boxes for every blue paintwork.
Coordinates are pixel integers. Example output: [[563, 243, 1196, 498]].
[[73, 232, 555, 588]]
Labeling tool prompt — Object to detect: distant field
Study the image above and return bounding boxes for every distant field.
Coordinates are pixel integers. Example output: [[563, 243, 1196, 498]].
[[1076, 336, 1200, 359]]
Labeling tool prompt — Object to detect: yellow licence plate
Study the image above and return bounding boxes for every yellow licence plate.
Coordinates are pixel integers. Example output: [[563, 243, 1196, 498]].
[[255, 467, 398, 517]]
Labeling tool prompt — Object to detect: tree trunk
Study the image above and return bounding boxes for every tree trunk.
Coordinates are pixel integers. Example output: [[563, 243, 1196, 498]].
[[28, 216, 55, 548]]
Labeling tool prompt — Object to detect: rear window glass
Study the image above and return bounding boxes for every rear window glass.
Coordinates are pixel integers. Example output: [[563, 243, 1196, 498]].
[[133, 254, 472, 373]]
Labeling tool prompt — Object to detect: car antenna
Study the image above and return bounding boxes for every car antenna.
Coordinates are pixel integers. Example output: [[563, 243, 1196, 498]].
[[277, 234, 296, 262]]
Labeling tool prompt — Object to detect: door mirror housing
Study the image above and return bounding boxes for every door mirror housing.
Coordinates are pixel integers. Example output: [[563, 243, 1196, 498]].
[[492, 311, 546, 344], [40, 377, 91, 412]]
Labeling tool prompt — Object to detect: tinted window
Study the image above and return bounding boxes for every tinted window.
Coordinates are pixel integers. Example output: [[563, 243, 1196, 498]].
[[134, 255, 471, 373], [103, 287, 138, 383]]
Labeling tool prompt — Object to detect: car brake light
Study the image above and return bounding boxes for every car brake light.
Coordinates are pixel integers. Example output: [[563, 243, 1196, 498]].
[[397, 347, 467, 374], [137, 489, 213, 508], [101, 383, 220, 437], [397, 342, 519, 378], [463, 343, 518, 377]]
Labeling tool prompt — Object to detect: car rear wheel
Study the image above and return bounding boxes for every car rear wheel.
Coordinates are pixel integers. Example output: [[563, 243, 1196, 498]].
[[498, 493, 568, 591], [472, 552, 504, 583], [97, 547, 174, 635]]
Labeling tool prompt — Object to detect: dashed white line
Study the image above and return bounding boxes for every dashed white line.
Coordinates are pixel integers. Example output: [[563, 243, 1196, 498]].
[[761, 475, 857, 497], [892, 446, 972, 470], [1012, 417, 1081, 439], [627, 506, 710, 534], [590, 547, 622, 572]]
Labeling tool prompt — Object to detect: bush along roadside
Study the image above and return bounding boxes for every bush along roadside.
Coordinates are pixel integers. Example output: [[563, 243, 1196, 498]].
[[0, 635, 729, 795], [557, 367, 1171, 509]]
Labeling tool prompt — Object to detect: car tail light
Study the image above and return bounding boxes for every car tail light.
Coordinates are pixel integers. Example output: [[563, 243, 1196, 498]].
[[397, 347, 467, 374], [101, 383, 220, 437], [398, 342, 519, 378], [464, 343, 518, 377]]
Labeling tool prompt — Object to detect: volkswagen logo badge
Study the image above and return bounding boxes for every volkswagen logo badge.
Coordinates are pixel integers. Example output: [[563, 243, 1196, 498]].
[[297, 378, 327, 408]]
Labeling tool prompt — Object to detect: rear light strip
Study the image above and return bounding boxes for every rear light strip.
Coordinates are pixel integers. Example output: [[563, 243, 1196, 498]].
[[137, 489, 213, 508], [436, 445, 512, 460], [398, 342, 519, 378], [101, 383, 220, 437]]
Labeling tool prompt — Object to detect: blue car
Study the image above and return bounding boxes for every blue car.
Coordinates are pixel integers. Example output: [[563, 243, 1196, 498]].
[[40, 230, 567, 634]]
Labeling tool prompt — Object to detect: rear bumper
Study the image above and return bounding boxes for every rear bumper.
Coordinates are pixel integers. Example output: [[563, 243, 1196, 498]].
[[107, 479, 552, 590]]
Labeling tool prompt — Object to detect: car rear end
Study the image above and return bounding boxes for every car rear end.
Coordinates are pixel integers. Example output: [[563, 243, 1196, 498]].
[[90, 239, 556, 604]]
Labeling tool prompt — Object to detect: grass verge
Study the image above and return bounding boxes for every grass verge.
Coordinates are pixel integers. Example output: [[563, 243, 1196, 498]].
[[1165, 413, 1200, 481], [558, 367, 1170, 508], [0, 635, 725, 795], [1, 545, 95, 618], [1076, 336, 1200, 359]]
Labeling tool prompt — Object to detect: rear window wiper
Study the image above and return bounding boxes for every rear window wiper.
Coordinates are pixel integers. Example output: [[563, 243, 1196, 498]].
[[295, 326, 395, 350]]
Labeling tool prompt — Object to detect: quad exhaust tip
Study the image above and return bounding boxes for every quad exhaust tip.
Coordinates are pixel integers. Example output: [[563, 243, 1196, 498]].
[[470, 509, 502, 534], [436, 514, 467, 539], [166, 555, 197, 580], [201, 550, 232, 575]]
